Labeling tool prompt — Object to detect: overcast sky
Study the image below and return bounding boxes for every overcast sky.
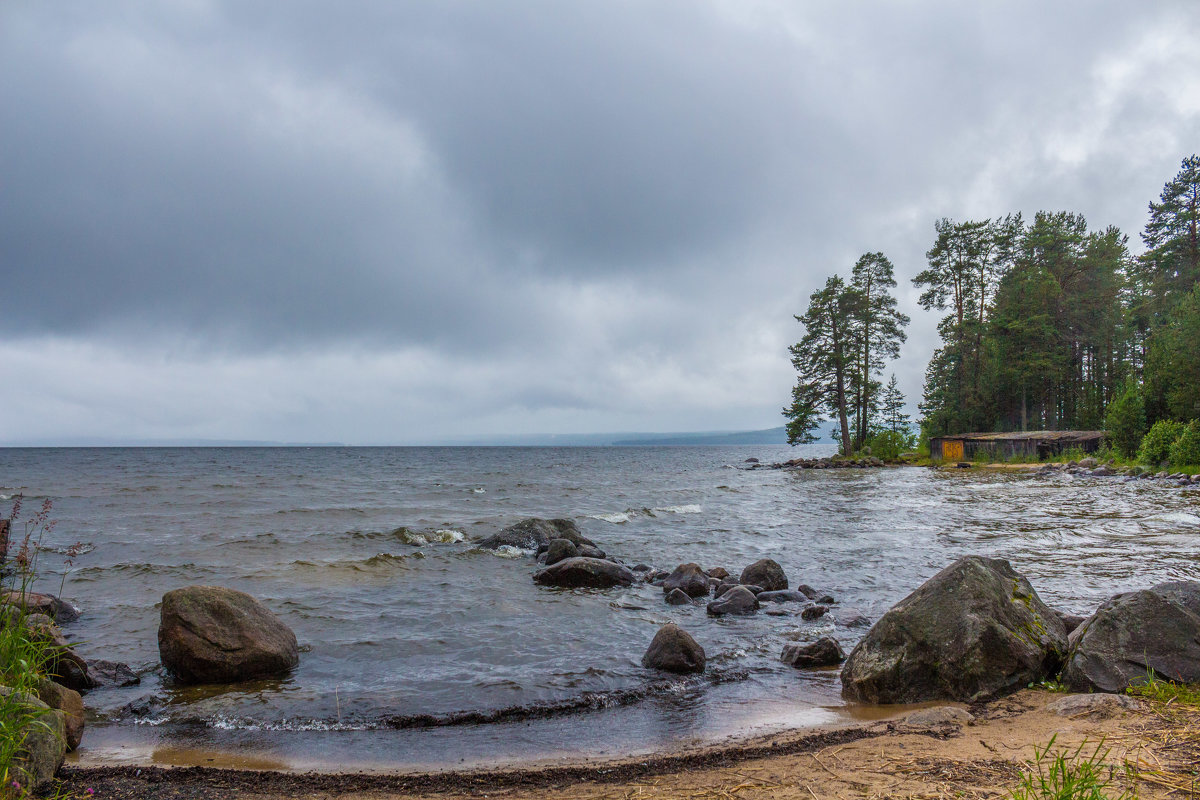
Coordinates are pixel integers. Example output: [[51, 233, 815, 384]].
[[2, 2, 1198, 444]]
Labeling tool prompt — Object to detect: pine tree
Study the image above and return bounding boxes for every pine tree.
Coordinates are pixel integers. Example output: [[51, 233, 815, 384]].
[[785, 276, 858, 452], [849, 253, 909, 449], [1139, 155, 1200, 322], [880, 374, 910, 435]]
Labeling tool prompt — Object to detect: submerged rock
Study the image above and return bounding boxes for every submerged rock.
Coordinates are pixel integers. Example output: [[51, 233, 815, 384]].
[[532, 557, 635, 589], [707, 585, 759, 616], [1062, 581, 1200, 693], [642, 623, 705, 674], [88, 659, 140, 688], [801, 604, 829, 621], [662, 563, 711, 598], [758, 590, 808, 604], [478, 518, 593, 551], [158, 585, 300, 685], [665, 588, 692, 605], [781, 637, 845, 668], [840, 555, 1067, 703], [739, 558, 788, 592]]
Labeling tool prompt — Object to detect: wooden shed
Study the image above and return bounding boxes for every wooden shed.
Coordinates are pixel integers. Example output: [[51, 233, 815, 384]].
[[930, 431, 1105, 462]]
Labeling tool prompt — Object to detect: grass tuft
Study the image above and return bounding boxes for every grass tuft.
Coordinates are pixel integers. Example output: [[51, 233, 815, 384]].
[[1125, 672, 1200, 707], [1009, 735, 1136, 800]]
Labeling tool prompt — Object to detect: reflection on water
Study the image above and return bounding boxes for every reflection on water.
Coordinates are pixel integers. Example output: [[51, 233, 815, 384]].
[[4, 446, 1200, 769]]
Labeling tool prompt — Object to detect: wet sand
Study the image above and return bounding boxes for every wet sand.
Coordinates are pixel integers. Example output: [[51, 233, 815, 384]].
[[56, 690, 1199, 799]]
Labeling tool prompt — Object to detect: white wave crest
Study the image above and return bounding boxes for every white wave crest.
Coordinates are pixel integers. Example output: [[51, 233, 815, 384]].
[[432, 529, 465, 543], [471, 487, 486, 494], [653, 504, 703, 515], [588, 512, 631, 524], [1150, 511, 1200, 526], [490, 545, 532, 558]]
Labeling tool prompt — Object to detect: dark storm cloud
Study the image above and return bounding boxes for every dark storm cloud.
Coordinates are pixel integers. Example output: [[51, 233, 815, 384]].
[[1, 1, 1198, 441]]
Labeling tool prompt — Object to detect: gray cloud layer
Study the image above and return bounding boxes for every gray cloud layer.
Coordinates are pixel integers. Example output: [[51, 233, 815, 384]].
[[2, 2, 1198, 442]]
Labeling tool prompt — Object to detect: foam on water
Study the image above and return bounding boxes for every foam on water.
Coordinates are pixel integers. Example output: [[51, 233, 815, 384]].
[[588, 512, 631, 524], [5, 444, 1198, 768], [653, 504, 703, 514]]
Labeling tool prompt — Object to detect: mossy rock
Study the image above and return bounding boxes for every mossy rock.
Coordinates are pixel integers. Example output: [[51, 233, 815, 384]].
[[841, 556, 1067, 703], [0, 686, 66, 792]]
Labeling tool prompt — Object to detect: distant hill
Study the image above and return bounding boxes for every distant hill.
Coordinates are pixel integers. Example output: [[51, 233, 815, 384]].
[[612, 427, 790, 446]]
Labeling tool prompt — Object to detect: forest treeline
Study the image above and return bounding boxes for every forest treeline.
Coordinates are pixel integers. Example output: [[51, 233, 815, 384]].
[[786, 155, 1200, 458]]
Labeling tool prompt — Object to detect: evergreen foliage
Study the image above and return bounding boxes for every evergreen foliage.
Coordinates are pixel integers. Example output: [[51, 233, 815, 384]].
[[785, 260, 908, 453], [912, 154, 1198, 452], [1103, 381, 1145, 458], [1168, 420, 1200, 468], [1138, 419, 1184, 466]]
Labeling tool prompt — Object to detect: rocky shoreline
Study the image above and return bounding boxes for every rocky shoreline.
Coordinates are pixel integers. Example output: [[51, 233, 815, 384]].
[[5, 508, 1200, 793]]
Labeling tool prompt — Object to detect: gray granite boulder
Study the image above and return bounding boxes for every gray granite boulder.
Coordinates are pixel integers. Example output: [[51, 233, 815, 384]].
[[1062, 581, 1200, 693], [841, 556, 1067, 703]]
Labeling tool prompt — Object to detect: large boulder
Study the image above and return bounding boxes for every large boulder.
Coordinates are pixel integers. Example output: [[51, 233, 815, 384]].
[[840, 556, 1067, 703], [478, 518, 592, 551], [642, 623, 705, 673], [532, 557, 635, 589], [158, 586, 300, 685], [707, 585, 759, 616], [1062, 581, 1200, 693], [739, 558, 788, 592], [662, 563, 710, 598], [0, 687, 66, 792]]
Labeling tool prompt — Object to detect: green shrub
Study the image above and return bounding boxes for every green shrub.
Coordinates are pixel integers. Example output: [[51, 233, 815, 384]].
[[1103, 382, 1145, 459], [1138, 419, 1185, 466], [864, 429, 913, 460], [1, 496, 67, 795], [1168, 420, 1200, 468]]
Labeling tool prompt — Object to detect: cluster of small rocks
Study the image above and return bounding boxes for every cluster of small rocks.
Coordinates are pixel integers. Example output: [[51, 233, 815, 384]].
[[480, 518, 852, 679], [1039, 457, 1200, 486], [747, 456, 890, 471]]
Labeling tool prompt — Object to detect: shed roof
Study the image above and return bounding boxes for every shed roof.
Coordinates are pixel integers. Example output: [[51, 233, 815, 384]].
[[932, 430, 1104, 442]]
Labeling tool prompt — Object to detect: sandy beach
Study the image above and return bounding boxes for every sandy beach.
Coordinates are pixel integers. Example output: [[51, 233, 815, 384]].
[[55, 689, 1199, 800]]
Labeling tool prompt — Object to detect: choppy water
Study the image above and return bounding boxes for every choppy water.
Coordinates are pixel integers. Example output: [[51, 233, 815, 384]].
[[2, 446, 1199, 771]]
